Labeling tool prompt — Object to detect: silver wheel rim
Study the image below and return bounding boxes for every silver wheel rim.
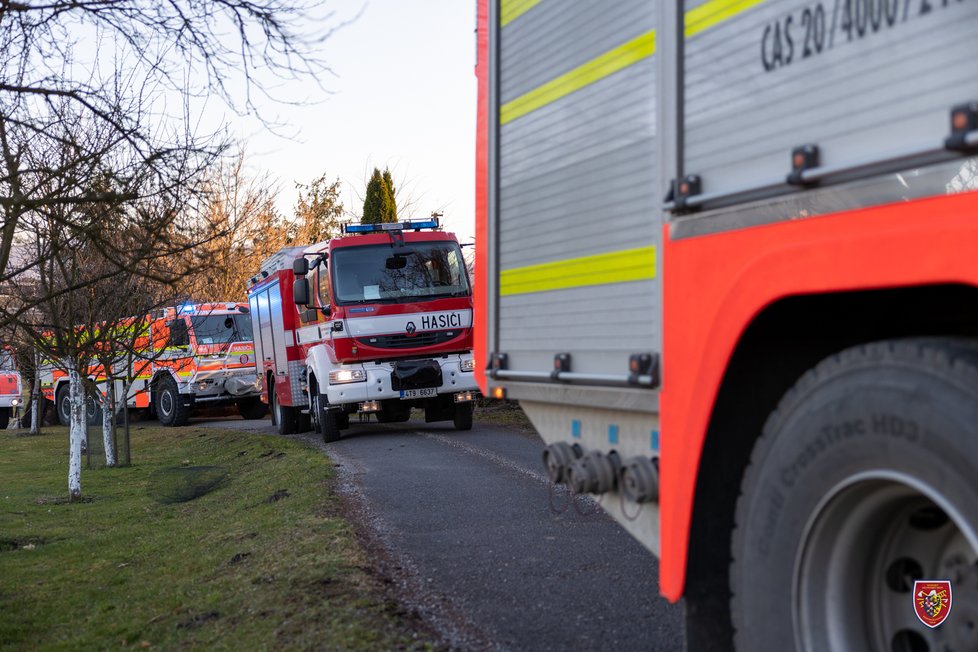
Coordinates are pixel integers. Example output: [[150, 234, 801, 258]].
[[273, 392, 281, 425], [160, 390, 173, 418], [795, 473, 977, 651]]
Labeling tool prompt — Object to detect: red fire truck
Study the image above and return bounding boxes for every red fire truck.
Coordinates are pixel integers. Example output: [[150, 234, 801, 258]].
[[248, 218, 478, 441], [476, 0, 978, 649], [40, 303, 264, 427], [0, 346, 23, 429]]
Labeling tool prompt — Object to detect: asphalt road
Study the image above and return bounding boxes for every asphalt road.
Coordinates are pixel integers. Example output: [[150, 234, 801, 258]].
[[193, 414, 684, 651]]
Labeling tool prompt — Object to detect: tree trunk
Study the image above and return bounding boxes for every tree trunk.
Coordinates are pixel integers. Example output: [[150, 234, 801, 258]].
[[29, 373, 41, 435], [68, 362, 83, 500], [101, 381, 117, 467]]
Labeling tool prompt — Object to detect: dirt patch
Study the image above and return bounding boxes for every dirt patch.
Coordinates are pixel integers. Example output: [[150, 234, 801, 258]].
[[176, 611, 220, 629], [264, 489, 290, 503], [146, 466, 228, 504]]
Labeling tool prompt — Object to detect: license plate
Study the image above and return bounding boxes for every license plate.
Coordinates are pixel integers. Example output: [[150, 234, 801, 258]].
[[400, 387, 437, 400]]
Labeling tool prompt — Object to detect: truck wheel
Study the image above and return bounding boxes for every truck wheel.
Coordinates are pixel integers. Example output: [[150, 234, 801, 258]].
[[731, 339, 978, 651], [56, 384, 71, 426], [453, 402, 473, 431], [56, 384, 103, 427], [271, 389, 297, 435], [236, 397, 268, 420], [155, 376, 190, 427], [320, 408, 341, 443], [0, 407, 9, 430]]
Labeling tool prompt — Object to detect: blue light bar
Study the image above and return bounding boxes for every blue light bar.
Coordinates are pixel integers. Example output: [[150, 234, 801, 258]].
[[180, 304, 196, 313], [341, 217, 440, 234]]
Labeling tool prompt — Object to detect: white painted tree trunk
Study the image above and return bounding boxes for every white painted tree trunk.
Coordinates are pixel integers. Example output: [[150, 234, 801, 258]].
[[29, 373, 41, 435], [101, 382, 116, 467], [68, 362, 84, 500]]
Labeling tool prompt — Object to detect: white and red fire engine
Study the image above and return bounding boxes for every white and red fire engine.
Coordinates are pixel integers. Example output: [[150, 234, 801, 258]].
[[0, 346, 23, 429], [40, 303, 264, 427], [248, 217, 478, 441]]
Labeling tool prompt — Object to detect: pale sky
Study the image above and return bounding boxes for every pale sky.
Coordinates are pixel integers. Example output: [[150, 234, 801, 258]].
[[229, 0, 478, 243]]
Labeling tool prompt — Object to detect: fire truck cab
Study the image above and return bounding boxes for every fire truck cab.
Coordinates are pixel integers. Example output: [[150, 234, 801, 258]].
[[250, 218, 478, 441]]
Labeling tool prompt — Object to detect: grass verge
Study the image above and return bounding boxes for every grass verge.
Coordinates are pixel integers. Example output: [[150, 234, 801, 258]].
[[473, 400, 536, 434], [0, 425, 434, 651]]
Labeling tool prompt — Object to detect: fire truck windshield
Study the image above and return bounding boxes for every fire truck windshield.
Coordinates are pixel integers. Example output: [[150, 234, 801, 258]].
[[331, 241, 470, 305], [189, 314, 253, 345]]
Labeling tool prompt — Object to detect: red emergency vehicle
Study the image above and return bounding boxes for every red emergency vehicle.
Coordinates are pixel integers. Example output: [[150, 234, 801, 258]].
[[248, 218, 478, 441], [476, 0, 978, 649]]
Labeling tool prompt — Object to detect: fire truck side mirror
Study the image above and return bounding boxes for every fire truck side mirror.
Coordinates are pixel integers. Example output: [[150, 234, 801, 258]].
[[293, 278, 310, 306], [293, 257, 309, 276]]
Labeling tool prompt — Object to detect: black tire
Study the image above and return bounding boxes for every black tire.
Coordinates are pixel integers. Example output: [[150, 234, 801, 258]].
[[296, 411, 311, 433], [731, 339, 978, 652], [453, 402, 473, 431], [271, 388, 297, 435], [154, 375, 190, 427], [56, 383, 103, 427], [0, 407, 9, 430], [320, 407, 341, 443], [56, 384, 71, 426], [236, 397, 268, 420]]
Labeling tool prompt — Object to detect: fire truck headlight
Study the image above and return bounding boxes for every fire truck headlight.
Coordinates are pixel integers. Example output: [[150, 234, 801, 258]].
[[329, 369, 366, 385], [10, 398, 20, 407], [459, 358, 475, 372]]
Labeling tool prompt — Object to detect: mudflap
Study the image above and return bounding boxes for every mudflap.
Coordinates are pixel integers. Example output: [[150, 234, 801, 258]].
[[423, 393, 455, 423]]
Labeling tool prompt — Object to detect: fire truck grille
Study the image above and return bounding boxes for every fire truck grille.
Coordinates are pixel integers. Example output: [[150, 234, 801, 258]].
[[357, 330, 459, 349]]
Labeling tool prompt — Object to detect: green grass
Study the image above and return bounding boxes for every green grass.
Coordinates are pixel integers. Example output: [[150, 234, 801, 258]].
[[0, 425, 434, 651]]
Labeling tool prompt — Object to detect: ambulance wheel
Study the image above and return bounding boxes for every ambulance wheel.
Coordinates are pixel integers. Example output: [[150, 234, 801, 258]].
[[730, 339, 978, 652], [0, 407, 9, 430], [154, 376, 190, 427], [271, 390, 296, 435], [236, 397, 268, 420], [453, 402, 473, 431], [55, 383, 100, 426]]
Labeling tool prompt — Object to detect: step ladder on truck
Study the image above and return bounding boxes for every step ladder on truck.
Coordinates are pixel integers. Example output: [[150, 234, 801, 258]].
[[476, 0, 978, 649], [248, 217, 478, 441]]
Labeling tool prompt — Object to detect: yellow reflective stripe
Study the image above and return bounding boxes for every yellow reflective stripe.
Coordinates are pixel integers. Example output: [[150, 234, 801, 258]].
[[500, 29, 656, 126], [499, 0, 768, 125], [500, 246, 656, 296], [685, 0, 767, 37], [500, 0, 541, 26]]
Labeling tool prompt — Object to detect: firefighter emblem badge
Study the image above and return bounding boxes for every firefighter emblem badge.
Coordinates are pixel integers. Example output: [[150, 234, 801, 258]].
[[913, 580, 952, 628]]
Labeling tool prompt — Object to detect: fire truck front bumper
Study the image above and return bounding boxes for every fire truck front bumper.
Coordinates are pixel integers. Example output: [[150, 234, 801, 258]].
[[323, 353, 478, 408]]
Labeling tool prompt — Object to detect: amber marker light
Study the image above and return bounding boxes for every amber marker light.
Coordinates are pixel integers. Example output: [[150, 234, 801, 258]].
[[491, 386, 506, 400]]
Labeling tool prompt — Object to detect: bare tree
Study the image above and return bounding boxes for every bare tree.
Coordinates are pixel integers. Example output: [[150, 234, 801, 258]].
[[180, 149, 288, 302], [0, 0, 335, 318]]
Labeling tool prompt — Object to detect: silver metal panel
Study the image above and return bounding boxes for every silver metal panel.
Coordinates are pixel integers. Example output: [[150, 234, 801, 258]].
[[499, 68, 657, 267], [267, 283, 288, 376], [499, 0, 654, 103], [248, 292, 264, 375], [671, 156, 978, 239], [493, 0, 660, 382], [288, 359, 308, 406], [683, 0, 978, 198], [499, 279, 657, 376]]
